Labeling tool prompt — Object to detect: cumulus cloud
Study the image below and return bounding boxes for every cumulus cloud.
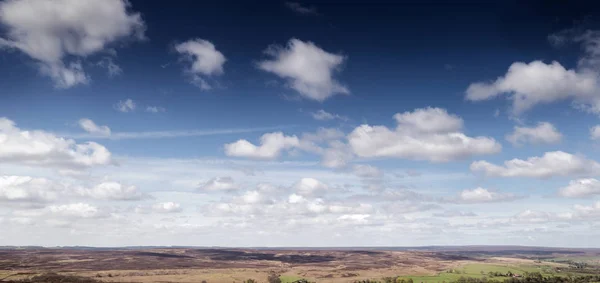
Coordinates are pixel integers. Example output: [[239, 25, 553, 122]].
[[76, 181, 147, 201], [590, 125, 600, 140], [0, 0, 145, 88], [293, 178, 329, 197], [207, 187, 375, 220], [347, 107, 501, 162], [466, 30, 600, 115], [0, 176, 146, 204], [456, 187, 519, 204], [471, 151, 600, 179], [224, 128, 349, 167], [466, 61, 598, 114], [559, 178, 600, 198], [198, 177, 239, 192], [175, 39, 226, 90], [506, 122, 562, 146], [0, 176, 59, 203], [225, 108, 500, 167], [573, 201, 600, 219], [258, 39, 349, 101], [78, 118, 111, 136], [114, 99, 136, 112], [236, 188, 275, 205], [48, 203, 104, 218], [224, 132, 299, 160], [310, 109, 348, 121], [0, 118, 112, 169], [152, 202, 182, 213]]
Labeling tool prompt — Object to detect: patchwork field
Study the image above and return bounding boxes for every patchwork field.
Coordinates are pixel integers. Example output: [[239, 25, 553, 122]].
[[0, 247, 598, 283]]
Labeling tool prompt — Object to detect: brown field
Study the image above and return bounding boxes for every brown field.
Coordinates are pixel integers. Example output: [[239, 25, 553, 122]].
[[0, 247, 598, 283]]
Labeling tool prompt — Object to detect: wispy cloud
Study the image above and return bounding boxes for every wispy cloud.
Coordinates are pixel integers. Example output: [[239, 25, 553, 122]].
[[310, 109, 348, 121], [62, 126, 294, 140], [285, 2, 319, 15]]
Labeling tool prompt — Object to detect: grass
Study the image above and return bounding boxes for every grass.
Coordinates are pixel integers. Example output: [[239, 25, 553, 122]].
[[394, 263, 560, 283], [549, 256, 600, 263]]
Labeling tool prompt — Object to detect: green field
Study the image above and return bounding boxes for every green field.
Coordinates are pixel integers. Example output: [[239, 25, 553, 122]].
[[395, 263, 559, 283], [548, 256, 600, 263], [280, 275, 305, 283]]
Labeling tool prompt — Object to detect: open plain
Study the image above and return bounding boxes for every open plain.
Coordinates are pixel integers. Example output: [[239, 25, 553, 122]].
[[1, 247, 599, 283]]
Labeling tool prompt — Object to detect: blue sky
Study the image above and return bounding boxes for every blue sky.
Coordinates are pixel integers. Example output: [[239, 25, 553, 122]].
[[1, 0, 600, 247]]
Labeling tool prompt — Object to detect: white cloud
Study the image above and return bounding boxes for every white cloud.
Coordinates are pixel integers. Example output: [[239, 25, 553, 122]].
[[293, 177, 329, 197], [238, 189, 274, 205], [590, 125, 600, 140], [224, 128, 350, 167], [76, 181, 147, 201], [114, 99, 136, 112], [285, 2, 318, 15], [38, 61, 89, 88], [471, 151, 600, 179], [301, 127, 345, 143], [258, 38, 348, 101], [0, 176, 146, 204], [559, 178, 600, 198], [321, 140, 353, 169], [0, 117, 112, 169], [352, 164, 383, 178], [300, 128, 351, 168], [433, 210, 477, 217], [465, 60, 600, 115], [573, 201, 600, 219], [549, 29, 600, 70], [198, 176, 238, 192], [152, 202, 182, 213], [0, 0, 145, 88], [457, 187, 519, 204], [348, 107, 501, 162], [288, 193, 305, 204], [506, 122, 562, 146], [78, 118, 111, 136], [48, 203, 104, 218], [394, 107, 464, 132], [145, 106, 166, 113], [175, 39, 226, 90], [96, 57, 122, 77], [310, 109, 348, 121], [512, 210, 562, 224], [337, 214, 370, 224], [224, 132, 299, 160], [0, 176, 59, 203]]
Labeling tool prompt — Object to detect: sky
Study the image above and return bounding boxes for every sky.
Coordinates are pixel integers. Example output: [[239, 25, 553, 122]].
[[2, 0, 600, 247]]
